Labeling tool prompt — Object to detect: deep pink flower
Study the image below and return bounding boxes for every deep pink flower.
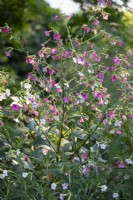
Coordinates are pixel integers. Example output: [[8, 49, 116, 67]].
[[25, 156, 29, 162], [49, 69, 55, 75], [63, 97, 70, 103], [53, 33, 61, 40], [11, 104, 20, 111], [111, 74, 117, 82], [4, 27, 10, 33], [113, 56, 120, 65], [98, 73, 104, 79], [82, 93, 88, 99], [96, 92, 102, 99], [130, 114, 133, 120]]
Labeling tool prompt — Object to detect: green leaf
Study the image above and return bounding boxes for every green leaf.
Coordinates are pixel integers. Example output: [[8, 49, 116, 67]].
[[109, 135, 124, 162]]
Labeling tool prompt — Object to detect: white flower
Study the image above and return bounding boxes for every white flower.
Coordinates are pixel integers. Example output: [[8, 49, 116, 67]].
[[113, 193, 119, 198], [100, 185, 108, 192], [64, 83, 69, 88], [100, 143, 107, 150], [23, 83, 31, 90], [125, 158, 133, 165], [90, 147, 94, 152], [0, 174, 5, 179], [51, 183, 57, 190], [22, 172, 29, 178], [73, 57, 84, 65], [114, 121, 122, 127], [41, 135, 46, 140], [40, 118, 46, 125], [0, 170, 8, 179], [53, 116, 59, 121], [17, 149, 21, 155], [5, 89, 11, 96], [3, 170, 8, 177], [62, 183, 68, 190], [14, 118, 20, 123]]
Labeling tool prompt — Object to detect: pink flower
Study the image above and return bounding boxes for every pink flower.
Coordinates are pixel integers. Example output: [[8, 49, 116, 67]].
[[5, 52, 11, 57], [38, 51, 44, 58], [49, 69, 55, 75], [57, 88, 63, 93], [79, 117, 84, 123], [117, 40, 123, 47], [130, 114, 133, 120], [96, 92, 102, 99], [82, 93, 88, 99], [116, 161, 125, 168], [103, 13, 109, 20], [63, 97, 70, 103], [93, 20, 100, 26], [62, 51, 72, 58], [54, 15, 60, 21], [81, 153, 87, 159], [98, 73, 104, 79], [4, 27, 10, 33], [52, 55, 60, 60], [26, 56, 34, 64], [44, 31, 51, 37], [25, 156, 29, 162], [111, 74, 117, 82], [113, 56, 120, 65], [53, 33, 61, 40], [52, 48, 58, 54], [11, 104, 20, 111], [115, 130, 122, 135]]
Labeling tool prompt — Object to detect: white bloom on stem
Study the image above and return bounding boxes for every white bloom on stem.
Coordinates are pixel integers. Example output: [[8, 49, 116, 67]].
[[114, 120, 122, 127], [62, 183, 68, 190], [113, 193, 119, 198], [100, 143, 107, 150], [100, 185, 108, 192], [73, 57, 84, 65], [22, 172, 29, 178], [125, 158, 133, 165], [51, 183, 57, 190], [40, 118, 46, 125], [5, 89, 11, 96], [0, 170, 8, 179]]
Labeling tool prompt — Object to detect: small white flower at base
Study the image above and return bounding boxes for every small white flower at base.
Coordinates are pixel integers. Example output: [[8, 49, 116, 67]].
[[100, 143, 107, 150], [100, 185, 108, 192], [51, 183, 57, 190], [0, 174, 5, 179], [40, 118, 46, 125], [114, 121, 122, 127], [125, 158, 133, 165], [113, 193, 119, 198], [0, 170, 8, 179], [22, 172, 29, 178], [62, 183, 68, 190]]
